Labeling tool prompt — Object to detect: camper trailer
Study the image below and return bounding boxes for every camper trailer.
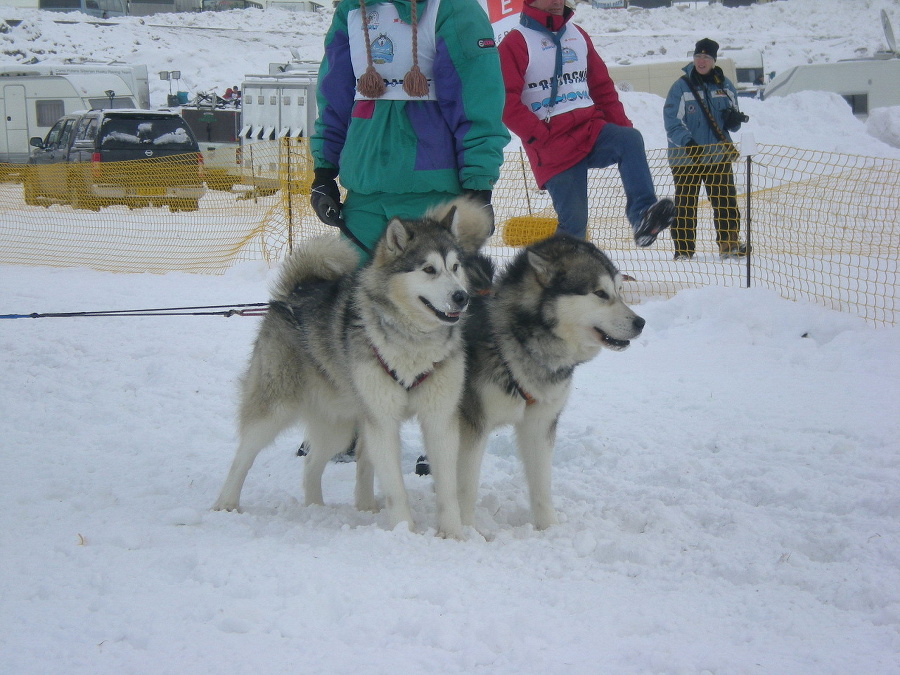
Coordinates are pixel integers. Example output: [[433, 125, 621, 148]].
[[1, 0, 126, 18], [607, 58, 738, 98], [238, 60, 319, 184], [127, 0, 202, 16], [762, 58, 900, 117], [764, 9, 900, 117], [261, 0, 329, 10], [0, 63, 150, 164]]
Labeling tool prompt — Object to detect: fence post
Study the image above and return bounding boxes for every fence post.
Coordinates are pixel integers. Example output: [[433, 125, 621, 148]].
[[284, 137, 294, 253], [741, 134, 757, 289]]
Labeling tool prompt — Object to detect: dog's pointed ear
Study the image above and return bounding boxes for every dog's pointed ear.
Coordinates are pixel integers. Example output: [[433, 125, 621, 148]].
[[382, 217, 412, 257], [428, 197, 493, 254], [526, 249, 554, 287], [440, 205, 460, 235]]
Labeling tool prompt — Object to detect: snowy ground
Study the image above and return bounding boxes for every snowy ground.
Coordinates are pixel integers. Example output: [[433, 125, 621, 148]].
[[1, 263, 898, 674], [1, 1, 900, 673]]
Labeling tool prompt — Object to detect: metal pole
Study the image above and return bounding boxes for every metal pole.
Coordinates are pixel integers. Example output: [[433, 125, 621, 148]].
[[740, 134, 757, 289], [285, 137, 294, 253], [745, 153, 752, 288]]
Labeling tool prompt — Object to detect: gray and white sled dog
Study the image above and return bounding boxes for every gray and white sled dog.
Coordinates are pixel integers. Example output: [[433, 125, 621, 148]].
[[456, 235, 645, 530], [212, 196, 494, 538]]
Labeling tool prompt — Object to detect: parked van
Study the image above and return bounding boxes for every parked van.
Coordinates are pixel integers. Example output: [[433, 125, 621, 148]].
[[0, 63, 150, 164]]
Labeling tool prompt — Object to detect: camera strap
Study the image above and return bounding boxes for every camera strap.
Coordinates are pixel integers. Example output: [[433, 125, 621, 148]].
[[681, 75, 729, 143]]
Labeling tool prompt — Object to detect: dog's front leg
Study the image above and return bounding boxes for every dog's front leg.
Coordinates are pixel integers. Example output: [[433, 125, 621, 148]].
[[363, 419, 414, 531], [421, 414, 464, 539], [457, 421, 489, 529], [515, 406, 560, 530]]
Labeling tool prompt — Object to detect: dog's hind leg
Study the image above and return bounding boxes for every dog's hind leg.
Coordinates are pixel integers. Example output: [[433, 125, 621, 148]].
[[213, 416, 288, 512], [354, 437, 378, 512], [515, 408, 560, 530], [302, 422, 357, 506], [457, 423, 490, 529]]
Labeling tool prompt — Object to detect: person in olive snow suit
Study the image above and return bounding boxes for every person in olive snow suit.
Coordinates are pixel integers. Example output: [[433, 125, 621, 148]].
[[663, 37, 749, 260], [498, 0, 674, 246], [308, 0, 509, 257]]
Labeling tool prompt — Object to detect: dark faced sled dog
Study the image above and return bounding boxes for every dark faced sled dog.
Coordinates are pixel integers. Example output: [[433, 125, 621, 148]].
[[456, 235, 645, 530], [212, 196, 494, 539]]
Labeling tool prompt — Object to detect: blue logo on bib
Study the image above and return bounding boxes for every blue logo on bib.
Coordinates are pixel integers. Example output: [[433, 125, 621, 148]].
[[372, 34, 394, 64]]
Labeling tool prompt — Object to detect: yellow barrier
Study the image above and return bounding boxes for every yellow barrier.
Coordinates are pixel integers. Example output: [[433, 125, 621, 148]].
[[0, 139, 896, 326]]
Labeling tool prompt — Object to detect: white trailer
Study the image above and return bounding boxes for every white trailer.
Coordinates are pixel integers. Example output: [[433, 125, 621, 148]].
[[238, 60, 319, 185], [0, 63, 150, 163], [762, 58, 900, 117], [607, 58, 738, 98]]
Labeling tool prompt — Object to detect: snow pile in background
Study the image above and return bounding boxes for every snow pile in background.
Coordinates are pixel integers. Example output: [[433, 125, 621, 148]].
[[866, 105, 900, 148]]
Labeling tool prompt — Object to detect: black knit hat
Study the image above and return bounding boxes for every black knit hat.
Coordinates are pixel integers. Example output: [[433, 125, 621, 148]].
[[694, 38, 719, 60]]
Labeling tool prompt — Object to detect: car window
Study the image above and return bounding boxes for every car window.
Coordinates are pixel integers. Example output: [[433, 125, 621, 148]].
[[83, 118, 100, 142], [58, 119, 77, 148], [44, 119, 67, 147], [98, 117, 197, 150]]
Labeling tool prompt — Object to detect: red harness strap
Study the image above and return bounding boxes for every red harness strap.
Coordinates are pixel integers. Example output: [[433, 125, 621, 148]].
[[512, 381, 538, 406], [372, 346, 434, 391]]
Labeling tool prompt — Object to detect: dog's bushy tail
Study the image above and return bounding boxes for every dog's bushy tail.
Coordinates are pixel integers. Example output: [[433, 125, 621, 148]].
[[427, 195, 494, 255], [271, 235, 358, 301]]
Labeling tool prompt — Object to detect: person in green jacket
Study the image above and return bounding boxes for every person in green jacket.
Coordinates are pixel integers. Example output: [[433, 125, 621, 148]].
[[309, 0, 509, 256]]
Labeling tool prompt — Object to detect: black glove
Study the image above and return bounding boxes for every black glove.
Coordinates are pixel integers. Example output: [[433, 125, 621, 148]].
[[723, 107, 749, 129], [310, 168, 343, 228], [463, 189, 495, 234], [684, 141, 704, 161]]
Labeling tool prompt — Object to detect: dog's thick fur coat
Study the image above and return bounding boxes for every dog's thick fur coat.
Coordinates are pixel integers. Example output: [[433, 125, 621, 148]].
[[457, 236, 645, 530], [213, 196, 493, 538]]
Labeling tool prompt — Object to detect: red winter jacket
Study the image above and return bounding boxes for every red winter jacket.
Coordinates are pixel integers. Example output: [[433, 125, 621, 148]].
[[498, 3, 632, 188]]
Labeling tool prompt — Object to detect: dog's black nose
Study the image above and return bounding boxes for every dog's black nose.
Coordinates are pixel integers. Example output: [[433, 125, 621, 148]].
[[633, 316, 646, 332], [452, 290, 469, 308]]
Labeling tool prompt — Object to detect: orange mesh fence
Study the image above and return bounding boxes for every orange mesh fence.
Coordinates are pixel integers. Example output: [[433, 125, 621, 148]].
[[0, 139, 896, 326], [0, 140, 327, 274], [492, 144, 898, 327]]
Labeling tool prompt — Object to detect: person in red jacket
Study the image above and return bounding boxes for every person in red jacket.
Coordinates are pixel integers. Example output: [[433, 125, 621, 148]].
[[499, 0, 674, 245]]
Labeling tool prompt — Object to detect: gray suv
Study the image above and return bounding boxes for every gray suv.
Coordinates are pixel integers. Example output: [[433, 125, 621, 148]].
[[25, 109, 206, 211]]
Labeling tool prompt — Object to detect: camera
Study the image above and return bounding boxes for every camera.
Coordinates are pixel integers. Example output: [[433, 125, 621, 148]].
[[724, 107, 750, 126]]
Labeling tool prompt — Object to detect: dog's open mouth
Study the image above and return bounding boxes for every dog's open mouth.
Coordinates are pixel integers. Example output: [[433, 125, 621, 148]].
[[420, 297, 463, 323], [594, 328, 630, 350]]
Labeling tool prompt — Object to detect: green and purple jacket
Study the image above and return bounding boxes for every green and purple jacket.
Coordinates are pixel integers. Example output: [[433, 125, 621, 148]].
[[311, 0, 509, 196]]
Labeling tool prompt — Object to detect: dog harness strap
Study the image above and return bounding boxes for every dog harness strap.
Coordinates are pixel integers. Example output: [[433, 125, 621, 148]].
[[513, 381, 537, 406], [372, 346, 433, 390], [497, 350, 537, 405]]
